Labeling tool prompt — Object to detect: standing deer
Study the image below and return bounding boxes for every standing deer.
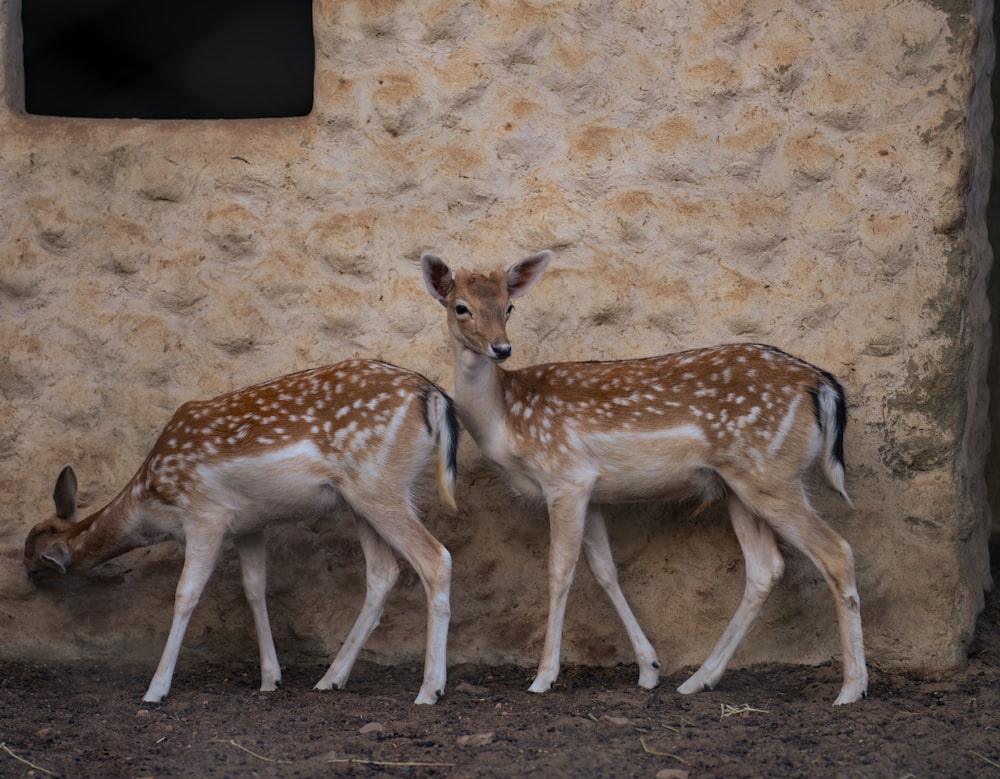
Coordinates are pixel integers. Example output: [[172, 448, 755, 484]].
[[421, 250, 867, 705], [24, 359, 458, 705]]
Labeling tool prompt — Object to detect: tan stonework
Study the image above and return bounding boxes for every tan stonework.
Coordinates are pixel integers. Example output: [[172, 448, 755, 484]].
[[0, 0, 992, 681]]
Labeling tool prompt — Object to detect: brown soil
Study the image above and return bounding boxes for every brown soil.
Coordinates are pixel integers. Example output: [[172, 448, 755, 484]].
[[3, 546, 999, 779]]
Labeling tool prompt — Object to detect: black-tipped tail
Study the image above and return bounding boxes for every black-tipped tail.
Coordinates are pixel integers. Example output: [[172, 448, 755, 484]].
[[423, 386, 459, 511], [815, 376, 850, 504]]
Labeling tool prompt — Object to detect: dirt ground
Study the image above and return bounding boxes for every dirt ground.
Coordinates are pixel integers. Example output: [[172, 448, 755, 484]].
[[3, 546, 999, 779]]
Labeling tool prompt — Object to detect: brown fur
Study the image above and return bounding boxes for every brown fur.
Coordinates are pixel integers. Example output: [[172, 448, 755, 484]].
[[422, 250, 867, 705], [24, 359, 458, 705]]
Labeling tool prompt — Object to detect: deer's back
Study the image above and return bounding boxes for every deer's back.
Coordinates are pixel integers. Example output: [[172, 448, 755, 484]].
[[495, 343, 833, 501]]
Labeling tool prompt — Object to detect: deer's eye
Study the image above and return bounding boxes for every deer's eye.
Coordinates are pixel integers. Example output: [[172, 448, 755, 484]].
[[505, 303, 514, 319], [455, 303, 470, 317]]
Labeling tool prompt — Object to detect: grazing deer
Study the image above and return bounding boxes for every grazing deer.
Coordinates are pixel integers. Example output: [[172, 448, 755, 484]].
[[24, 359, 458, 705], [421, 250, 867, 705]]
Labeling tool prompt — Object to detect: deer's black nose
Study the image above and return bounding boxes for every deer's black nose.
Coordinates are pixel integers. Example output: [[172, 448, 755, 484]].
[[490, 342, 512, 361]]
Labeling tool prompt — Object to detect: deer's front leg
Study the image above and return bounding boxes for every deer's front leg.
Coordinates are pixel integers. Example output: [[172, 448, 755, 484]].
[[530, 492, 589, 694], [144, 523, 226, 702], [582, 505, 660, 689]]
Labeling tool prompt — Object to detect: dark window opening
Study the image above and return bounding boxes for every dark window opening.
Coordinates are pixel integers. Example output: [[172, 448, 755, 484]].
[[21, 0, 314, 119]]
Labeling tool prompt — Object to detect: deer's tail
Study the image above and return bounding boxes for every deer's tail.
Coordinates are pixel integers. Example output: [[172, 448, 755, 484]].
[[815, 375, 851, 505], [424, 386, 459, 512]]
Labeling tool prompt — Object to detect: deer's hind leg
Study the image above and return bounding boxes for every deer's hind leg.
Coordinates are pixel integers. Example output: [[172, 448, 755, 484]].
[[315, 513, 401, 692], [678, 495, 784, 695], [744, 486, 867, 705], [234, 531, 281, 691], [349, 495, 452, 705]]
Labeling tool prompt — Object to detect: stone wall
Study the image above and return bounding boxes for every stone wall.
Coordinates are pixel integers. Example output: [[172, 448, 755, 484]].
[[1, 0, 993, 686]]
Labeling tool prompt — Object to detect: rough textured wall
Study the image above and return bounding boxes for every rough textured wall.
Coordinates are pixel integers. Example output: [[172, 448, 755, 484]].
[[987, 0, 1000, 537], [1, 0, 992, 684]]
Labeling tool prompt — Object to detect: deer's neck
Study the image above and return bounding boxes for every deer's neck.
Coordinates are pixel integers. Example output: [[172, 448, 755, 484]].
[[451, 343, 513, 459], [451, 344, 550, 499], [66, 479, 169, 571]]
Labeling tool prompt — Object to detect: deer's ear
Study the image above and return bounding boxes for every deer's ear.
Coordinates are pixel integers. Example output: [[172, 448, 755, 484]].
[[506, 251, 551, 299], [53, 466, 79, 521], [421, 253, 454, 306], [40, 542, 73, 575]]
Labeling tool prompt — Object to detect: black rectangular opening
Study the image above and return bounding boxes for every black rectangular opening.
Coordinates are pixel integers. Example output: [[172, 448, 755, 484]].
[[21, 0, 314, 119]]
